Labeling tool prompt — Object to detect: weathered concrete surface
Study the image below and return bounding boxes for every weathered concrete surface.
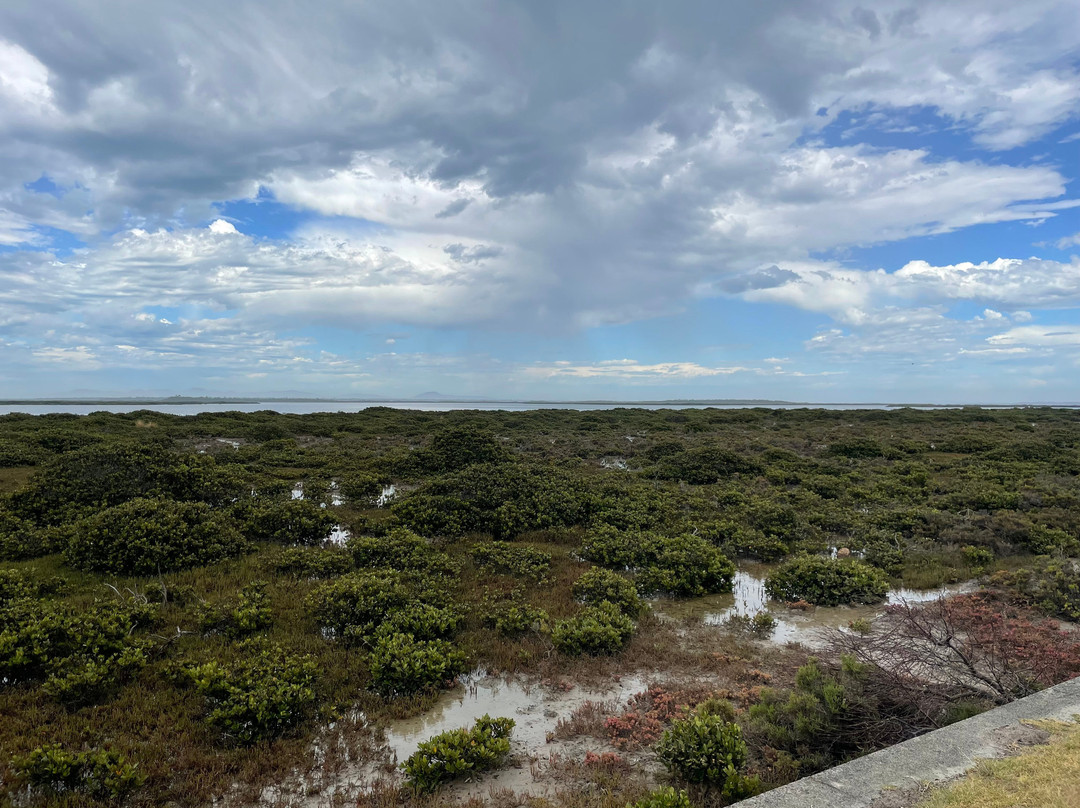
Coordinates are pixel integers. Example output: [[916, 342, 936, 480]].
[[738, 676, 1080, 808]]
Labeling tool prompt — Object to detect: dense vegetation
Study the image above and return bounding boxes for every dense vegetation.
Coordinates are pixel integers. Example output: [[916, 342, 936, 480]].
[[0, 405, 1078, 806]]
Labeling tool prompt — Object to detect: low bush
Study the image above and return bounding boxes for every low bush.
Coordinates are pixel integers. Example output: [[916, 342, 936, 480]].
[[401, 714, 514, 791], [481, 598, 549, 636], [552, 602, 635, 656], [629, 787, 692, 808], [0, 568, 64, 604], [861, 531, 906, 575], [394, 462, 590, 539], [651, 445, 762, 485], [376, 602, 462, 641], [635, 534, 736, 597], [655, 712, 760, 798], [578, 525, 643, 569], [471, 541, 551, 582], [65, 497, 248, 575], [273, 546, 353, 578], [724, 611, 777, 638], [1, 597, 154, 706], [579, 527, 736, 597], [243, 500, 337, 546], [339, 473, 383, 507], [176, 641, 318, 744], [572, 567, 643, 616], [1022, 525, 1080, 556], [747, 655, 941, 774], [349, 528, 458, 576], [0, 509, 58, 561], [12, 744, 144, 800], [961, 544, 995, 572], [994, 559, 1080, 620], [368, 632, 467, 697], [7, 442, 246, 526], [199, 581, 273, 638], [306, 570, 414, 642], [765, 555, 890, 606]]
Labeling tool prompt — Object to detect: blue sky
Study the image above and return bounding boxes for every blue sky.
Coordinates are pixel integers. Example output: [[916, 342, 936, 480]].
[[0, 1, 1079, 403]]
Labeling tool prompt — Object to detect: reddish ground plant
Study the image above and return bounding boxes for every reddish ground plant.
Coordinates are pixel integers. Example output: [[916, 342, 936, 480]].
[[582, 751, 629, 772], [604, 685, 723, 750]]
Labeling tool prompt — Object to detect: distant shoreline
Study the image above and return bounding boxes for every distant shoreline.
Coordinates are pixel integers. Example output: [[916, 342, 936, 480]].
[[0, 396, 1076, 408]]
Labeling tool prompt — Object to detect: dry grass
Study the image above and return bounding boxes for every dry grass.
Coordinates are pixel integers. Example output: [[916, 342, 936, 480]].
[[919, 720, 1080, 808]]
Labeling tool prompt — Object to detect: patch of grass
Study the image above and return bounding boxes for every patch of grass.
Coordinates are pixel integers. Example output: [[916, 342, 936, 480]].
[[920, 720, 1080, 808]]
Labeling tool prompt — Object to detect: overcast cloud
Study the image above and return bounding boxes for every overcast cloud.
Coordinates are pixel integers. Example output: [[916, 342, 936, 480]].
[[0, 0, 1079, 401]]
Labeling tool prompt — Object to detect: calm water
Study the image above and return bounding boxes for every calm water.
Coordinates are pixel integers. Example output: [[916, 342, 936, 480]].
[[0, 400, 1000, 416]]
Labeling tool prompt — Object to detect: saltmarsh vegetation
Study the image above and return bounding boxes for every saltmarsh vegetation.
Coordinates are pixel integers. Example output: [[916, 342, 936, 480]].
[[0, 407, 1078, 805]]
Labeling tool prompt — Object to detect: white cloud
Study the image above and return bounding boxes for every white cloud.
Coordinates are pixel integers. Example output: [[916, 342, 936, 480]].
[[742, 256, 1080, 323], [987, 325, 1080, 347], [208, 219, 238, 235]]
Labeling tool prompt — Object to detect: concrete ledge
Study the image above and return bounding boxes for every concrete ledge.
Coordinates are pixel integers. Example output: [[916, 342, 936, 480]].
[[738, 676, 1080, 808]]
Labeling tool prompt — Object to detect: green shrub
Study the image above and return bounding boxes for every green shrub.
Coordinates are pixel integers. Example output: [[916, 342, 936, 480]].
[[482, 599, 549, 636], [720, 525, 791, 562], [307, 570, 444, 643], [1023, 525, 1080, 556], [961, 544, 995, 571], [401, 714, 514, 791], [394, 462, 590, 539], [629, 787, 692, 808], [578, 525, 643, 569], [747, 656, 894, 773], [551, 602, 635, 656], [0, 597, 154, 705], [12, 744, 144, 800], [65, 497, 248, 575], [572, 567, 643, 616], [8, 442, 245, 524], [994, 559, 1080, 620], [413, 426, 510, 474], [244, 500, 337, 546], [635, 534, 736, 597], [368, 632, 467, 697], [0, 567, 64, 604], [0, 508, 58, 561], [651, 445, 762, 484], [177, 642, 318, 744], [579, 528, 736, 597], [273, 546, 353, 578], [349, 529, 458, 575], [862, 534, 905, 575], [655, 712, 760, 798], [376, 602, 463, 641], [471, 541, 551, 582], [199, 581, 273, 638], [724, 611, 777, 638], [339, 473, 382, 506], [765, 555, 889, 606]]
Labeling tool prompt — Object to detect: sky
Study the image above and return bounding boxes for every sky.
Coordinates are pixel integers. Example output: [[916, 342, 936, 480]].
[[0, 1, 1079, 403]]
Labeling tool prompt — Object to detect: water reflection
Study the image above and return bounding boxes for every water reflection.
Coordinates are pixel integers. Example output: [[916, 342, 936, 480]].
[[654, 565, 976, 647]]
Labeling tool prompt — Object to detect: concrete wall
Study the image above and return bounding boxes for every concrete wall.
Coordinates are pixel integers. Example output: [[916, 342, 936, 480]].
[[738, 676, 1080, 808]]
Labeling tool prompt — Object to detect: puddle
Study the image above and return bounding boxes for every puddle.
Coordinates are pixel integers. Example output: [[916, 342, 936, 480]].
[[377, 484, 396, 507], [272, 672, 651, 807], [380, 671, 648, 765], [600, 457, 628, 470], [327, 525, 350, 546], [654, 564, 976, 647]]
